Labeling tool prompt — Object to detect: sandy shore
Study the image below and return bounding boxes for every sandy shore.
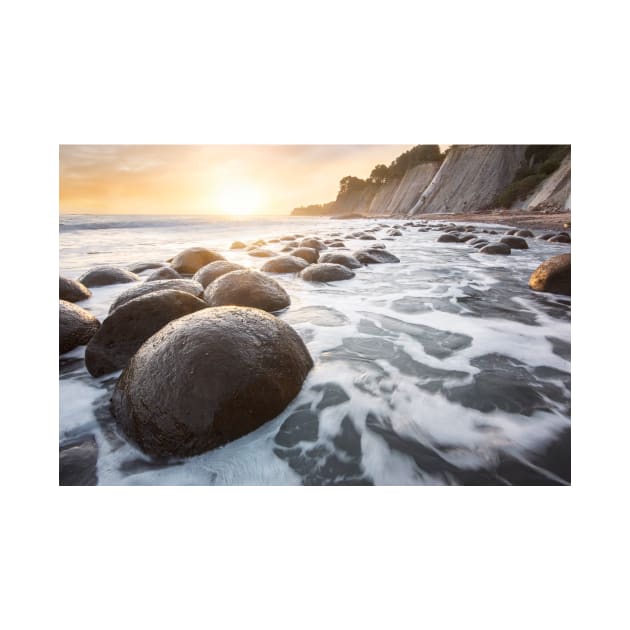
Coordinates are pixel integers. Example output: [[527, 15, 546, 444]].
[[416, 211, 571, 231]]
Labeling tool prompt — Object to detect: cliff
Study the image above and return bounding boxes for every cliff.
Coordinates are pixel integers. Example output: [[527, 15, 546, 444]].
[[513, 154, 571, 211]]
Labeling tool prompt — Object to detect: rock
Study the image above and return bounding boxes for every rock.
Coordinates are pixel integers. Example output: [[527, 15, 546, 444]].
[[352, 249, 400, 264], [230, 241, 247, 249], [290, 247, 319, 264], [171, 247, 225, 273], [318, 252, 362, 269], [111, 307, 314, 457], [504, 229, 518, 235], [516, 229, 534, 238], [458, 233, 476, 242], [247, 248, 277, 257], [500, 236, 529, 249], [85, 290, 209, 376], [298, 238, 326, 251], [192, 261, 245, 288], [370, 243, 387, 249], [472, 240, 489, 249], [529, 254, 571, 296], [358, 234, 376, 240], [549, 234, 571, 244], [127, 262, 167, 274], [145, 266, 181, 281], [479, 243, 511, 255], [261, 256, 309, 273], [59, 276, 92, 302], [60, 300, 101, 354], [329, 241, 346, 248], [280, 235, 296, 241], [253, 239, 267, 246], [78, 266, 140, 287], [109, 279, 204, 313], [387, 229, 403, 236], [59, 435, 98, 485], [537, 233, 556, 240], [437, 233, 459, 243], [204, 270, 290, 312], [300, 263, 356, 282]]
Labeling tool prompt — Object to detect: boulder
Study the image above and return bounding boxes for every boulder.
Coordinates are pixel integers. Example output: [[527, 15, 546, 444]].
[[261, 256, 309, 273], [145, 266, 181, 282], [516, 229, 534, 238], [318, 252, 362, 269], [127, 262, 167, 274], [247, 248, 277, 257], [230, 241, 247, 249], [549, 234, 571, 244], [329, 241, 346, 248], [458, 233, 476, 242], [352, 249, 400, 264], [298, 238, 326, 251], [437, 233, 459, 243], [59, 276, 92, 302], [59, 300, 101, 354], [111, 306, 314, 457], [59, 435, 98, 486], [171, 247, 225, 273], [504, 229, 518, 235], [77, 266, 140, 287], [537, 233, 556, 240], [387, 229, 403, 236], [528, 254, 571, 296], [85, 290, 209, 376], [472, 240, 489, 249], [300, 263, 356, 282], [500, 236, 529, 249], [358, 234, 377, 240], [109, 279, 204, 314], [479, 243, 511, 255], [290, 247, 319, 264], [192, 261, 245, 288], [204, 269, 290, 312]]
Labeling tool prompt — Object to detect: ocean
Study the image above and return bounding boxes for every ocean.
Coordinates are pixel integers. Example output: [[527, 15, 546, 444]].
[[59, 213, 571, 485]]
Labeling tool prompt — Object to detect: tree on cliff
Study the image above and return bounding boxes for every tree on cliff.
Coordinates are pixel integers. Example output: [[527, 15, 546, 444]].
[[338, 175, 368, 197], [368, 164, 389, 185]]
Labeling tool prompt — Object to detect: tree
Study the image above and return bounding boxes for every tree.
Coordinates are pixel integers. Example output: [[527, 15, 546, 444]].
[[368, 164, 389, 185], [338, 175, 367, 197]]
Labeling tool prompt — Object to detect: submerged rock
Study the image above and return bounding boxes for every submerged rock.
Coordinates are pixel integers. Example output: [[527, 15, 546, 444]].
[[528, 254, 571, 296], [192, 261, 245, 288], [549, 234, 571, 244], [109, 279, 204, 313], [204, 269, 290, 312], [59, 435, 98, 486], [111, 306, 314, 457], [479, 243, 511, 255], [537, 232, 557, 240], [145, 266, 181, 281], [300, 263, 356, 282], [500, 236, 529, 249], [352, 248, 400, 264], [60, 300, 101, 354], [318, 252, 362, 269], [59, 276, 92, 302], [78, 266, 140, 287], [516, 229, 534, 238], [261, 255, 309, 273], [85, 290, 209, 376], [437, 233, 459, 243], [171, 247, 225, 273], [127, 262, 167, 274], [289, 247, 319, 264]]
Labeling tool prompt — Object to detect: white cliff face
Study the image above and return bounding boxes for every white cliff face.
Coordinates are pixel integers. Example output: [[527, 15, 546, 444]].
[[408, 145, 528, 215], [514, 154, 571, 210]]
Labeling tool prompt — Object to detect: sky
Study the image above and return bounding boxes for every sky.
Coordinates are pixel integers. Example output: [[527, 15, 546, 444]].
[[59, 145, 416, 216]]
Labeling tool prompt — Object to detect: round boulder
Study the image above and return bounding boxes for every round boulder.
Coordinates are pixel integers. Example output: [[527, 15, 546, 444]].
[[204, 270, 290, 312], [500, 236, 529, 249], [298, 238, 326, 251], [192, 261, 245, 288], [109, 279, 204, 314], [549, 234, 571, 244], [171, 247, 225, 274], [300, 263, 356, 282], [111, 306, 314, 457], [458, 233, 476, 242], [78, 266, 140, 287], [329, 241, 346, 248], [60, 300, 100, 354], [528, 254, 571, 296], [318, 252, 362, 269], [353, 249, 400, 264], [504, 229, 518, 235], [438, 233, 459, 243], [85, 290, 208, 376], [247, 248, 277, 257], [60, 276, 92, 302], [479, 243, 511, 255], [472, 240, 489, 249], [127, 262, 167, 274], [145, 266, 181, 282], [261, 256, 309, 274], [290, 247, 319, 264], [516, 229, 534, 238], [230, 241, 247, 249]]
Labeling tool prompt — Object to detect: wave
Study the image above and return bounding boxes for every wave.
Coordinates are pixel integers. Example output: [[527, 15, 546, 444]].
[[59, 217, 213, 232]]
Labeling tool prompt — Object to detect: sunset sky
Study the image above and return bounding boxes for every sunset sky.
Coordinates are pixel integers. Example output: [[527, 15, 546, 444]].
[[59, 145, 416, 216]]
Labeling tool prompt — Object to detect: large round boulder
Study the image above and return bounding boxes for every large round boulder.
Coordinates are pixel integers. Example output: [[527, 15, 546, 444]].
[[145, 266, 181, 282], [261, 256, 309, 273], [298, 238, 326, 251], [127, 262, 167, 274], [479, 243, 511, 255], [85, 290, 208, 376], [516, 229, 534, 238], [352, 249, 400, 264], [59, 300, 100, 354], [318, 252, 362, 269], [458, 233, 476, 242], [300, 263, 355, 282], [290, 247, 319, 264], [109, 279, 204, 314], [247, 248, 277, 258], [500, 236, 529, 249], [528, 254, 571, 296], [192, 261, 245, 288], [537, 232, 556, 240], [111, 307, 314, 457], [549, 234, 571, 244], [60, 276, 91, 302], [230, 241, 247, 249], [171, 247, 225, 273], [329, 241, 346, 248], [437, 233, 459, 243], [204, 270, 290, 312], [78, 266, 140, 287]]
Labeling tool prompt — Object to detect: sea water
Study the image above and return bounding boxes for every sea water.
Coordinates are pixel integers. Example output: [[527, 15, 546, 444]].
[[59, 214, 571, 485]]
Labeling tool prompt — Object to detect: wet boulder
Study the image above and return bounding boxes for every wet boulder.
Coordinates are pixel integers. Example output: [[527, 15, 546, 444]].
[[192, 261, 245, 288], [59, 435, 98, 486], [437, 233, 459, 243], [261, 256, 309, 273], [171, 247, 225, 273], [516, 229, 534, 238], [504, 229, 518, 235], [329, 241, 346, 248], [230, 241, 247, 249], [387, 229, 403, 236], [78, 266, 140, 287], [300, 263, 356, 282], [127, 262, 167, 274], [298, 238, 326, 251], [528, 254, 571, 296], [204, 269, 290, 312], [247, 248, 277, 257], [145, 266, 181, 281], [549, 234, 571, 244], [352, 248, 400, 264], [111, 306, 314, 457], [109, 279, 204, 313], [318, 252, 362, 269], [458, 233, 476, 242], [290, 247, 319, 264], [472, 240, 489, 249], [500, 236, 529, 249], [60, 300, 101, 354], [59, 276, 92, 302], [85, 290, 209, 376], [479, 243, 511, 255]]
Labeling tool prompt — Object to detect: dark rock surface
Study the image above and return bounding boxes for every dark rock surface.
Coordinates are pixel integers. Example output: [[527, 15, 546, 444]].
[[529, 254, 571, 296], [437, 234, 459, 243], [60, 300, 101, 354], [289, 247, 319, 264], [318, 252, 362, 269], [192, 261, 245, 288], [59, 435, 98, 486], [352, 249, 400, 264], [171, 247, 225, 273], [479, 243, 511, 255], [300, 263, 356, 282], [60, 276, 92, 302], [298, 238, 326, 251], [500, 236, 529, 250], [127, 262, 168, 274], [145, 266, 181, 281], [109, 279, 204, 313], [78, 266, 140, 287], [261, 255, 309, 273]]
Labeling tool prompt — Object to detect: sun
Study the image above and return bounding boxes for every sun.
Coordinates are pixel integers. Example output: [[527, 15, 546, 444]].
[[213, 182, 263, 216]]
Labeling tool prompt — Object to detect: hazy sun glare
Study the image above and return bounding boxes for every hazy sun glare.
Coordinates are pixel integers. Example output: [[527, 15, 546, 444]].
[[213, 181, 263, 216]]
